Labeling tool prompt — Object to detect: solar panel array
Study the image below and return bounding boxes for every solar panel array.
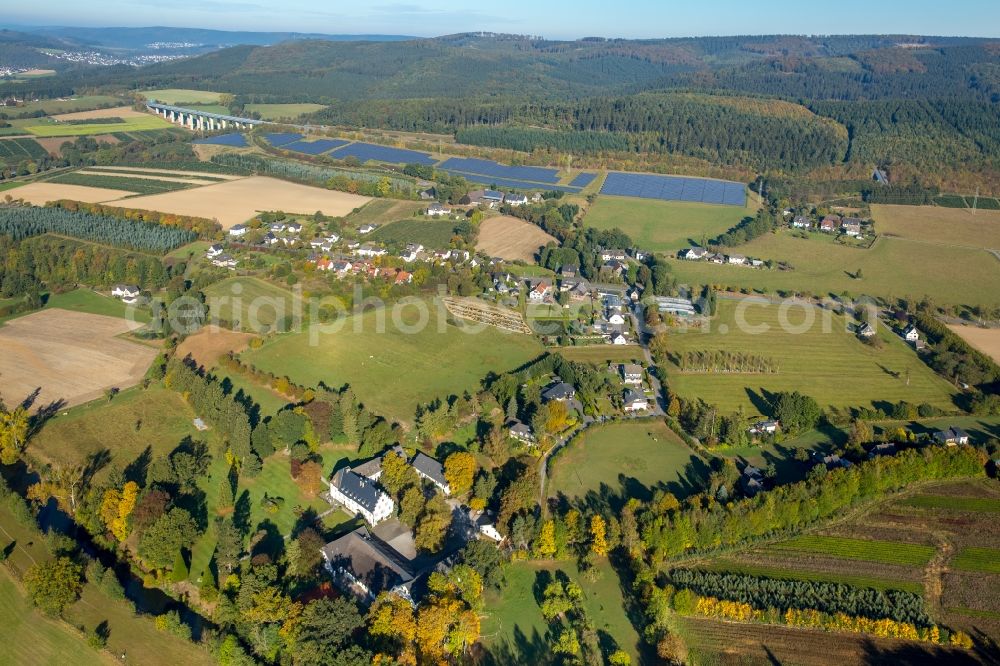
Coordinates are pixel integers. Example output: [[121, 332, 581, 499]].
[[439, 157, 561, 184], [601, 172, 746, 206], [283, 139, 350, 155], [193, 133, 247, 147], [264, 132, 303, 146], [329, 142, 436, 165], [440, 170, 581, 193], [568, 172, 597, 188]]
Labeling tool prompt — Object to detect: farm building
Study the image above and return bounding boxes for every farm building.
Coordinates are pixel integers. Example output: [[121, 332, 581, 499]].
[[934, 426, 970, 446], [654, 296, 697, 317], [328, 468, 394, 525], [320, 527, 415, 602], [412, 452, 451, 495]]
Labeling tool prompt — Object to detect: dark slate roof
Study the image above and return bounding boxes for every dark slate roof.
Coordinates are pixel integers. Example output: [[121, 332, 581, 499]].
[[412, 452, 448, 488], [331, 469, 385, 513], [623, 389, 646, 404], [542, 382, 575, 401], [321, 527, 414, 596]]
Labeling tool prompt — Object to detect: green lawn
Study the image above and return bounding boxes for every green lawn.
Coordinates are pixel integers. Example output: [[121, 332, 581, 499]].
[[0, 572, 110, 666], [697, 558, 924, 594], [585, 194, 757, 252], [165, 240, 212, 261], [29, 386, 209, 481], [45, 289, 151, 322], [951, 547, 1000, 573], [26, 115, 174, 137], [554, 345, 646, 365], [218, 371, 290, 417], [548, 420, 707, 505], [0, 181, 23, 192], [481, 559, 643, 665], [368, 217, 460, 249], [769, 536, 936, 567], [5, 96, 123, 116], [665, 298, 957, 414], [143, 89, 223, 105], [244, 103, 327, 120], [242, 299, 542, 424], [202, 277, 300, 334], [668, 231, 1000, 306]]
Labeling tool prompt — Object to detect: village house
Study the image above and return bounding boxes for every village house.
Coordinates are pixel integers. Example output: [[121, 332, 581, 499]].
[[328, 468, 394, 525], [567, 280, 591, 301], [111, 284, 140, 302], [206, 243, 224, 258], [749, 420, 780, 436], [842, 217, 863, 236], [358, 223, 378, 235], [858, 321, 877, 338], [708, 253, 726, 264], [560, 264, 579, 278], [286, 222, 303, 234], [814, 452, 853, 470], [400, 243, 424, 262], [412, 452, 451, 495], [211, 254, 238, 269], [462, 189, 485, 206], [903, 324, 920, 343], [727, 254, 747, 265], [320, 527, 415, 602], [393, 269, 413, 285], [819, 215, 840, 233], [610, 331, 629, 345], [934, 427, 970, 446], [792, 215, 812, 229], [542, 381, 576, 402], [262, 232, 280, 246], [433, 249, 452, 261], [623, 389, 649, 412], [621, 363, 644, 385], [355, 243, 388, 258], [269, 222, 286, 233], [741, 465, 765, 496], [681, 247, 708, 260], [507, 419, 534, 444], [482, 190, 504, 207], [474, 512, 504, 543], [420, 187, 437, 200], [426, 202, 451, 217], [600, 249, 628, 262], [229, 223, 248, 237], [868, 442, 898, 459], [528, 281, 551, 302], [504, 192, 528, 206], [607, 311, 626, 326]]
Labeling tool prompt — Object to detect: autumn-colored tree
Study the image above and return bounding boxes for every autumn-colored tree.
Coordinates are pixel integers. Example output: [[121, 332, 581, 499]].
[[533, 520, 557, 559], [443, 452, 476, 496], [0, 404, 29, 464], [368, 592, 417, 665], [415, 494, 452, 553], [26, 463, 86, 515], [590, 514, 608, 557], [100, 481, 139, 542], [380, 450, 417, 497], [545, 400, 570, 434], [540, 581, 571, 621], [295, 460, 325, 498]]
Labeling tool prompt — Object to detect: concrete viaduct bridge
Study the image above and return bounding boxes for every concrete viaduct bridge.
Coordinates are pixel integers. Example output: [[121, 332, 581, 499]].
[[146, 101, 264, 131]]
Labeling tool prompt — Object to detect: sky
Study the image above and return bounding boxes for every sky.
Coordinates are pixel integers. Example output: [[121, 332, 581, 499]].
[[3, 0, 1000, 39]]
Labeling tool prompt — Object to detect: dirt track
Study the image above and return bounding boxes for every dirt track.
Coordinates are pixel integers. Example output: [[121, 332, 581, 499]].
[[0, 309, 157, 409]]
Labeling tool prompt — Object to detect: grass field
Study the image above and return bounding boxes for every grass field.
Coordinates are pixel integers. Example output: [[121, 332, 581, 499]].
[[369, 217, 459, 249], [770, 535, 936, 567], [4, 96, 123, 116], [554, 345, 646, 365], [344, 199, 425, 227], [25, 115, 174, 137], [29, 385, 207, 480], [668, 231, 1000, 306], [548, 420, 707, 505], [664, 298, 957, 414], [242, 299, 542, 424], [481, 559, 643, 665], [143, 89, 223, 104], [0, 181, 23, 192], [902, 495, 1000, 512], [0, 572, 111, 666], [244, 103, 326, 120], [871, 204, 1000, 250], [202, 277, 300, 334], [951, 547, 1000, 574], [42, 289, 150, 322], [585, 194, 757, 252]]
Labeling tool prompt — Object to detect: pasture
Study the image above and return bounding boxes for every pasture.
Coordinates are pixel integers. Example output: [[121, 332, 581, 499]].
[[344, 199, 425, 226], [476, 215, 556, 261], [947, 324, 1000, 365], [585, 194, 757, 251], [121, 176, 372, 229], [667, 232, 1000, 306], [242, 299, 542, 424], [369, 218, 459, 249], [664, 298, 957, 414], [4, 95, 123, 116], [555, 345, 645, 365], [547, 420, 706, 505], [143, 89, 223, 104], [244, 103, 327, 120], [871, 203, 1000, 250], [24, 115, 174, 137], [202, 277, 301, 334], [5, 181, 135, 203], [481, 559, 643, 665], [0, 308, 157, 409]]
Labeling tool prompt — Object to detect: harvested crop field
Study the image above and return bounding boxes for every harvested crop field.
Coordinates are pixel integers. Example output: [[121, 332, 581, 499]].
[[872, 204, 1000, 250], [4, 182, 134, 204], [0, 309, 157, 409], [121, 176, 372, 229], [176, 325, 256, 368], [50, 106, 147, 121], [476, 215, 556, 261], [947, 324, 1000, 364]]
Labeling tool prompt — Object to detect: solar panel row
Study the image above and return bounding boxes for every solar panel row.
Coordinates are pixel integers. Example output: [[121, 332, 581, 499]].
[[283, 139, 351, 155], [264, 132, 303, 146], [329, 142, 436, 165], [193, 133, 247, 147], [568, 172, 597, 188], [601, 172, 746, 207], [439, 157, 561, 184], [439, 169, 582, 193]]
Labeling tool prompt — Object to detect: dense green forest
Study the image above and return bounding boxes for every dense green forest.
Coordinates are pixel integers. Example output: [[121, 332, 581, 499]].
[[0, 206, 195, 253]]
